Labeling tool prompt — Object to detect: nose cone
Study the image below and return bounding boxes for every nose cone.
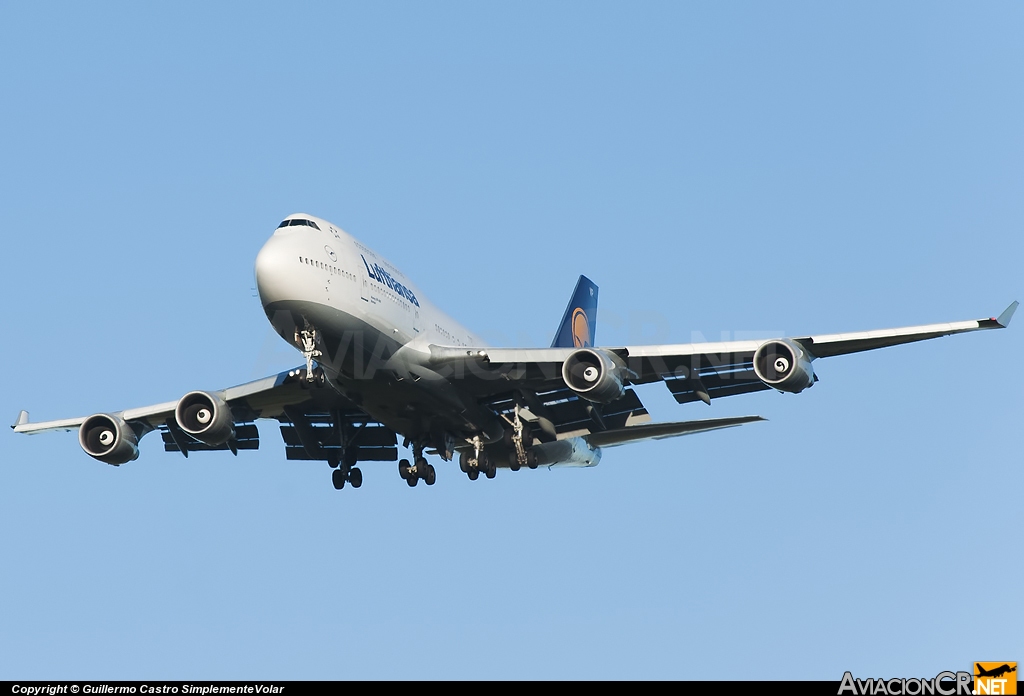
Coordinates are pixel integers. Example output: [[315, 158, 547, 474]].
[[254, 234, 295, 308]]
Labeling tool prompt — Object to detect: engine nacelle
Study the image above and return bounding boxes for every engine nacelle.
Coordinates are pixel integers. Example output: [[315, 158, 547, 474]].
[[532, 437, 602, 468], [752, 339, 815, 394], [561, 348, 626, 404], [79, 414, 140, 466], [175, 391, 235, 446]]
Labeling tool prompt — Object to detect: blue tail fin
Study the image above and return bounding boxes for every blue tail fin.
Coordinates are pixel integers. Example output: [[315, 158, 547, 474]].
[[551, 275, 599, 348]]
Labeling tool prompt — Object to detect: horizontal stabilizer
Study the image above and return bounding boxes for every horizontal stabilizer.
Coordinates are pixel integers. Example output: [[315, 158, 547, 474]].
[[585, 415, 765, 448]]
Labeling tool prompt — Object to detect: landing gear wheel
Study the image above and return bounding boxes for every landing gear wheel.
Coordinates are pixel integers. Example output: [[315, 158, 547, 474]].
[[349, 468, 362, 488], [508, 452, 521, 472], [399, 458, 411, 480], [468, 468, 479, 481], [407, 475, 418, 487], [414, 457, 428, 477], [332, 469, 346, 490], [328, 456, 340, 469], [424, 464, 436, 486], [485, 464, 496, 479], [459, 451, 469, 473], [527, 451, 538, 469]]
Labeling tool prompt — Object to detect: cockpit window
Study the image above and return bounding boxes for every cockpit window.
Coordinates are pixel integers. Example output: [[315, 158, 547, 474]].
[[276, 218, 321, 230]]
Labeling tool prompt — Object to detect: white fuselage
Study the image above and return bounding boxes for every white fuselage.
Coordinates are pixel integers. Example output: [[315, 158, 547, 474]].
[[254, 213, 481, 351]]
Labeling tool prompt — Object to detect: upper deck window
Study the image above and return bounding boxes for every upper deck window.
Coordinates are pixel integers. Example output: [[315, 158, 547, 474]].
[[276, 218, 322, 231]]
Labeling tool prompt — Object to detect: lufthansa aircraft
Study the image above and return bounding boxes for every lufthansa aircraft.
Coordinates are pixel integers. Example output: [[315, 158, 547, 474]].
[[13, 214, 1018, 490]]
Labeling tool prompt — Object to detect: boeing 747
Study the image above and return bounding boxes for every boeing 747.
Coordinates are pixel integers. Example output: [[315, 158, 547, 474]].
[[13, 214, 1018, 490]]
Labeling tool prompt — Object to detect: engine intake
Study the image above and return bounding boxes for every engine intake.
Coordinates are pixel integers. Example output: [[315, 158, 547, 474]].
[[561, 348, 626, 404], [79, 414, 140, 466], [752, 339, 815, 394], [175, 391, 235, 446]]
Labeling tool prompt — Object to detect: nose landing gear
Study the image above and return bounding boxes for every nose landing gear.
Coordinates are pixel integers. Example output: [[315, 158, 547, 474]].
[[295, 324, 323, 385]]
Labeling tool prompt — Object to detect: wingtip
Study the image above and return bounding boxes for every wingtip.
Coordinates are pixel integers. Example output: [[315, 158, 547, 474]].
[[12, 410, 29, 430], [996, 300, 1018, 328]]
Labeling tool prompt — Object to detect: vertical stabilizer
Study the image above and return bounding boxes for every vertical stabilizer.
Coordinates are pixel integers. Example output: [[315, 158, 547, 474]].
[[551, 276, 599, 348]]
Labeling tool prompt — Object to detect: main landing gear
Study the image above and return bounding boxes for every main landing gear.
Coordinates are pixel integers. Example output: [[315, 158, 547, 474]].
[[460, 436, 496, 480], [329, 450, 361, 490], [504, 405, 538, 472], [398, 442, 436, 487], [332, 466, 362, 489]]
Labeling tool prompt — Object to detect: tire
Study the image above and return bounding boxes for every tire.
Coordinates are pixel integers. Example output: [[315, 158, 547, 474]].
[[459, 451, 469, 473], [485, 463, 496, 479], [415, 457, 428, 475], [332, 469, 346, 490], [349, 468, 363, 488], [527, 451, 539, 469], [407, 475, 418, 487], [398, 458, 410, 480], [424, 464, 436, 486], [468, 468, 479, 481], [508, 452, 521, 472]]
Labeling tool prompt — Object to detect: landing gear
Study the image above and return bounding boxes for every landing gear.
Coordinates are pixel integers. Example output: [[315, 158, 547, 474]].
[[461, 437, 494, 480], [330, 455, 362, 490], [399, 447, 436, 487], [295, 323, 323, 385], [504, 405, 533, 471], [509, 449, 538, 471]]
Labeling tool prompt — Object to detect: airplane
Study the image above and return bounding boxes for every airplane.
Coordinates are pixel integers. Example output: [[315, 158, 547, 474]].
[[976, 664, 1016, 679], [12, 213, 1018, 490]]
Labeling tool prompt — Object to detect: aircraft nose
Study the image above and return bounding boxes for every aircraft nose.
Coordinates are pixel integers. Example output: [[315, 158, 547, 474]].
[[254, 233, 295, 307]]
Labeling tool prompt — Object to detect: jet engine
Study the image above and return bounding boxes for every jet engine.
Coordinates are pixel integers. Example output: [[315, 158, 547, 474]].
[[175, 391, 235, 446], [79, 414, 140, 466], [561, 348, 626, 404], [752, 339, 815, 394]]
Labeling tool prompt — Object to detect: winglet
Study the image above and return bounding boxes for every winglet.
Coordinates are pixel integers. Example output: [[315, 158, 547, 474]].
[[996, 301, 1018, 328], [12, 410, 29, 430]]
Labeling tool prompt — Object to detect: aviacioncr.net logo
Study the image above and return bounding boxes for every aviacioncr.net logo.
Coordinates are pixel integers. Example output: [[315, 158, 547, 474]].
[[839, 671, 974, 696]]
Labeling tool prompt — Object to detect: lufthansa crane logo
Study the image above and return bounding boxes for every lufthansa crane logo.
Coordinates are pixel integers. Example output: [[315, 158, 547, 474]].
[[572, 307, 591, 347]]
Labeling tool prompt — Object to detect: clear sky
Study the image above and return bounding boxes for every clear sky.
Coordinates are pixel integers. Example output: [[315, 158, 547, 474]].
[[1, 1, 1021, 680]]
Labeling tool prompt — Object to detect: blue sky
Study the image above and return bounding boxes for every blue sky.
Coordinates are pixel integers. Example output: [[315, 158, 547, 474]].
[[1, 2, 1021, 680]]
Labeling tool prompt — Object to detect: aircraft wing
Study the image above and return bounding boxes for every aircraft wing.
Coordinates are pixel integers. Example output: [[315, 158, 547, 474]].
[[434, 301, 1017, 410], [12, 368, 400, 463], [584, 415, 766, 448]]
